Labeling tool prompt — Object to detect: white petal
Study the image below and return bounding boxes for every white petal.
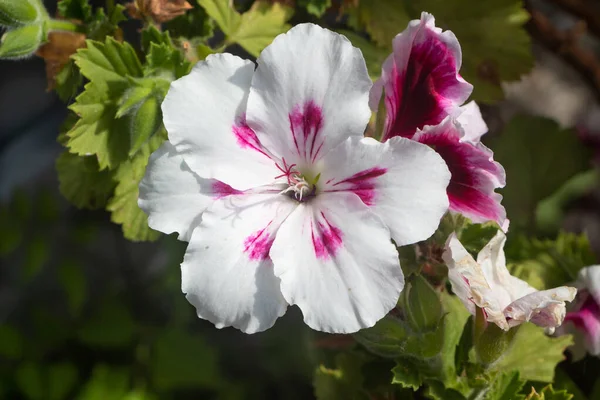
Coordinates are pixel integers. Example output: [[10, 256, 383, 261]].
[[181, 193, 297, 333], [247, 23, 372, 167], [139, 142, 243, 241], [577, 265, 600, 305], [162, 53, 280, 190], [504, 287, 577, 329], [457, 101, 488, 144], [270, 192, 403, 333], [319, 136, 450, 246], [443, 233, 508, 329]]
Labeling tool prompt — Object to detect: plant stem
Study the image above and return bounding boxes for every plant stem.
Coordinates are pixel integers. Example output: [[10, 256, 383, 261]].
[[47, 19, 84, 33]]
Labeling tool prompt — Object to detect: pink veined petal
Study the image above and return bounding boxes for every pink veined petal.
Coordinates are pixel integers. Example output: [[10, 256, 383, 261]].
[[162, 53, 280, 190], [373, 12, 472, 141], [181, 192, 297, 334], [138, 142, 243, 242], [578, 265, 600, 306], [319, 136, 450, 246], [414, 118, 507, 228], [246, 23, 372, 168], [456, 101, 488, 144], [565, 293, 600, 356], [269, 192, 404, 333], [504, 287, 577, 329], [443, 233, 508, 330]]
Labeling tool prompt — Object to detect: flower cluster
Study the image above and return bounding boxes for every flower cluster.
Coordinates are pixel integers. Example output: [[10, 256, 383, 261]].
[[139, 12, 576, 334]]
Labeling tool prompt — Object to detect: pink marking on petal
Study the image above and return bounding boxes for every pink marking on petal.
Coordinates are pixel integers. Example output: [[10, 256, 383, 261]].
[[243, 223, 274, 261], [311, 212, 343, 260], [328, 167, 387, 206], [417, 124, 506, 226], [233, 114, 269, 158], [212, 181, 243, 199], [383, 30, 466, 140], [565, 294, 600, 335], [289, 100, 324, 162]]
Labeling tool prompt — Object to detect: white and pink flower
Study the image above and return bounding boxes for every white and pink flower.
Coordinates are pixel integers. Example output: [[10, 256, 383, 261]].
[[443, 231, 577, 331], [563, 266, 600, 357], [139, 24, 451, 334], [370, 13, 507, 229]]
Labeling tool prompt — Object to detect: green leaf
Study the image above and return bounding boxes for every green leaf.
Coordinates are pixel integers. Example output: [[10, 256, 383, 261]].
[[48, 363, 78, 400], [77, 365, 130, 400], [0, 325, 23, 359], [129, 96, 161, 156], [77, 298, 135, 348], [16, 362, 44, 400], [86, 5, 126, 40], [508, 232, 596, 290], [489, 116, 591, 230], [457, 221, 501, 256], [354, 314, 410, 358], [298, 0, 331, 17], [23, 235, 50, 281], [490, 323, 572, 382], [198, 0, 292, 57], [163, 1, 213, 39], [107, 134, 163, 241], [402, 274, 443, 332], [392, 358, 423, 390], [58, 259, 86, 317], [151, 329, 221, 391], [525, 385, 574, 400], [56, 152, 116, 209], [313, 351, 369, 400], [57, 0, 92, 21], [345, 0, 409, 48], [0, 0, 42, 26], [484, 371, 525, 400], [0, 23, 44, 59], [116, 85, 154, 118]]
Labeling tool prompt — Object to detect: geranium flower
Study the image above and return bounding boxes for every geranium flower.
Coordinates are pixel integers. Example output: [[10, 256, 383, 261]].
[[443, 231, 577, 331], [370, 12, 507, 229], [562, 266, 600, 357], [139, 24, 451, 333]]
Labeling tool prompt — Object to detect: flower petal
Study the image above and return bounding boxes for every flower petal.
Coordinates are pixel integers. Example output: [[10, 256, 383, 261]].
[[138, 142, 243, 241], [162, 53, 280, 190], [181, 193, 297, 333], [504, 286, 577, 329], [565, 293, 600, 356], [443, 233, 508, 329], [375, 12, 472, 141], [270, 192, 403, 333], [320, 136, 450, 246], [457, 101, 488, 144], [247, 23, 372, 167], [414, 118, 507, 227], [577, 265, 600, 306]]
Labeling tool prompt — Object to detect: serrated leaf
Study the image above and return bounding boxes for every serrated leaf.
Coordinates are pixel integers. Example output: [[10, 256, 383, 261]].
[[0, 23, 44, 59], [313, 351, 369, 400], [151, 329, 221, 390], [198, 0, 292, 57], [525, 385, 574, 400], [56, 151, 116, 209], [392, 358, 422, 390], [107, 134, 163, 241], [508, 232, 596, 290], [55, 60, 83, 103], [57, 0, 92, 21], [490, 323, 572, 382], [116, 85, 153, 118], [163, 1, 213, 39], [86, 5, 126, 40], [484, 371, 525, 400], [489, 115, 591, 230]]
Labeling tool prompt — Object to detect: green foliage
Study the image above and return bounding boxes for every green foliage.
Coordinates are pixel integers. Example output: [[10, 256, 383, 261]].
[[58, 259, 87, 317], [0, 23, 45, 58], [345, 0, 409, 48], [163, 1, 213, 39], [23, 235, 50, 281], [0, 325, 23, 359], [524, 385, 574, 400], [489, 323, 572, 382], [313, 351, 369, 400], [490, 116, 591, 231], [484, 371, 525, 400], [508, 231, 596, 290], [77, 297, 136, 348], [57, 0, 92, 21], [198, 0, 292, 57], [77, 365, 130, 400], [298, 0, 331, 17], [56, 152, 116, 209], [0, 0, 42, 26], [402, 274, 443, 332], [15, 362, 78, 400]]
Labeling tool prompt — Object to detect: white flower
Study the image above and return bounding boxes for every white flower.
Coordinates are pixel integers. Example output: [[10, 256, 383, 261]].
[[562, 265, 600, 357], [139, 23, 451, 334], [443, 231, 577, 331]]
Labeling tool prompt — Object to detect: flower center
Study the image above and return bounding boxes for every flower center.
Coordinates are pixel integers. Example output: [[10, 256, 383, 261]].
[[274, 158, 317, 202]]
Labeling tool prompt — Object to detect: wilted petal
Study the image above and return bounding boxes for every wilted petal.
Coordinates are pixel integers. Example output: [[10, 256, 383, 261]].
[[319, 136, 450, 246], [181, 193, 296, 333], [270, 192, 403, 333], [247, 23, 372, 167], [163, 53, 280, 190], [374, 12, 472, 141], [504, 287, 577, 329], [138, 142, 243, 241], [414, 118, 506, 227]]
